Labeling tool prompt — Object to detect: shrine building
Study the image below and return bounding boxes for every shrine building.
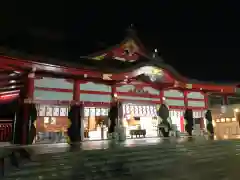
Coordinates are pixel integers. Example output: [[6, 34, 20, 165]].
[[0, 30, 238, 141]]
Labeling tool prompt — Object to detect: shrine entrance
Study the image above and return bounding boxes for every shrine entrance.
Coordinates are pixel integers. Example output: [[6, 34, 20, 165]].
[[35, 104, 111, 143], [121, 103, 159, 138], [83, 107, 109, 140], [35, 104, 69, 143]]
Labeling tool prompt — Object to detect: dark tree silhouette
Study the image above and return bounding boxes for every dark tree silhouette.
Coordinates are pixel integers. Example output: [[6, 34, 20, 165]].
[[108, 101, 118, 134], [67, 104, 82, 144], [184, 109, 193, 136], [205, 110, 214, 138], [158, 104, 170, 137]]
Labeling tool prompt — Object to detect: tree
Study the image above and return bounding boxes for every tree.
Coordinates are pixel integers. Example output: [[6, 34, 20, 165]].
[[205, 110, 214, 138], [67, 104, 82, 144], [184, 109, 193, 136], [158, 104, 170, 137], [28, 104, 37, 144], [108, 101, 118, 134]]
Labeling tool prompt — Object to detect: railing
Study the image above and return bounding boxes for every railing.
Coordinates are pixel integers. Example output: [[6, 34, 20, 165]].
[[0, 120, 12, 142]]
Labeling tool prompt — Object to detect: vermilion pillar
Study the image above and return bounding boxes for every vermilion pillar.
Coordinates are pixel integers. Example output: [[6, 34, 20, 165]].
[[22, 72, 35, 144], [183, 91, 188, 108], [204, 93, 209, 109], [182, 91, 188, 132], [14, 71, 35, 145], [160, 90, 164, 104], [223, 95, 228, 105], [27, 72, 35, 99], [111, 85, 117, 100], [73, 80, 80, 102]]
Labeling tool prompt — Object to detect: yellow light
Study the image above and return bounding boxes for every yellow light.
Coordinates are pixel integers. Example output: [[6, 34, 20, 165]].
[[223, 135, 228, 139], [234, 108, 239, 112], [212, 120, 216, 127]]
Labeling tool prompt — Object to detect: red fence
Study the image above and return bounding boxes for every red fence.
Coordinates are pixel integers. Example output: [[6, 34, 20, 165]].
[[0, 120, 12, 142]]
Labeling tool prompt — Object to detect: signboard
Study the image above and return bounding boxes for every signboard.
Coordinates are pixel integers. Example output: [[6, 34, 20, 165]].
[[83, 108, 109, 117], [60, 107, 68, 116], [38, 105, 68, 117], [122, 103, 157, 117]]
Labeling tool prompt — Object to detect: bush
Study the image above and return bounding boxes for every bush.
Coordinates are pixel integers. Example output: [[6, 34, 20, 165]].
[[184, 109, 193, 136]]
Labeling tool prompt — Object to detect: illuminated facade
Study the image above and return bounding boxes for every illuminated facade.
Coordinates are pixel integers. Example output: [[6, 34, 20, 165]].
[[0, 30, 238, 142]]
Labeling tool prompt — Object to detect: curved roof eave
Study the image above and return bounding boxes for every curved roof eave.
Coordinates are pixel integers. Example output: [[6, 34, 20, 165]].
[[0, 47, 238, 87]]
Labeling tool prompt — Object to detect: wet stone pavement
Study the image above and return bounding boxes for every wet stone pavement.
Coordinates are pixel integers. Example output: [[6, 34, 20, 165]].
[[2, 137, 209, 154], [1, 137, 240, 180]]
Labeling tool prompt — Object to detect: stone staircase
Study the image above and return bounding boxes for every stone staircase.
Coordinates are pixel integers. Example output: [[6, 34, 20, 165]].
[[3, 139, 240, 180]]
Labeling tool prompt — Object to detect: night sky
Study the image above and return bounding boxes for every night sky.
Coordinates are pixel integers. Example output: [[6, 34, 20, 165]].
[[1, 2, 240, 82]]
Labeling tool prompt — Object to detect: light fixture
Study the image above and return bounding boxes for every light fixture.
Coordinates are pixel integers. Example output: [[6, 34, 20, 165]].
[[9, 73, 16, 76], [154, 49, 158, 53], [10, 85, 16, 89], [234, 108, 239, 112], [9, 80, 16, 83], [0, 93, 18, 100]]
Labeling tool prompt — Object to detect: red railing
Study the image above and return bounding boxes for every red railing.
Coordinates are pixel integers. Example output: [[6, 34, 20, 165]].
[[0, 121, 12, 142]]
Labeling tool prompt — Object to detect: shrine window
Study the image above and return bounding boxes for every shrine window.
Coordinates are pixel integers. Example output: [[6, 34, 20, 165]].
[[228, 97, 240, 105], [208, 96, 223, 107]]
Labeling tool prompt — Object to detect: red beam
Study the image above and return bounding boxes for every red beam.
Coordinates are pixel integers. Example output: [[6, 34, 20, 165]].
[[0, 90, 20, 95], [0, 55, 237, 94], [0, 80, 22, 87], [0, 56, 101, 78], [29, 99, 206, 110], [0, 62, 23, 72], [35, 86, 206, 102], [0, 93, 18, 100], [191, 83, 236, 94]]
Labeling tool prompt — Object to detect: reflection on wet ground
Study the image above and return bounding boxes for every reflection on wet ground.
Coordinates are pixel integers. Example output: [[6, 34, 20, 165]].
[[2, 137, 240, 180], [2, 136, 208, 154]]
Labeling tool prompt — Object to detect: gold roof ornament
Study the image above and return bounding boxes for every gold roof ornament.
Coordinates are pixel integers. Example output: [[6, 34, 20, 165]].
[[121, 39, 139, 55], [92, 53, 107, 60]]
